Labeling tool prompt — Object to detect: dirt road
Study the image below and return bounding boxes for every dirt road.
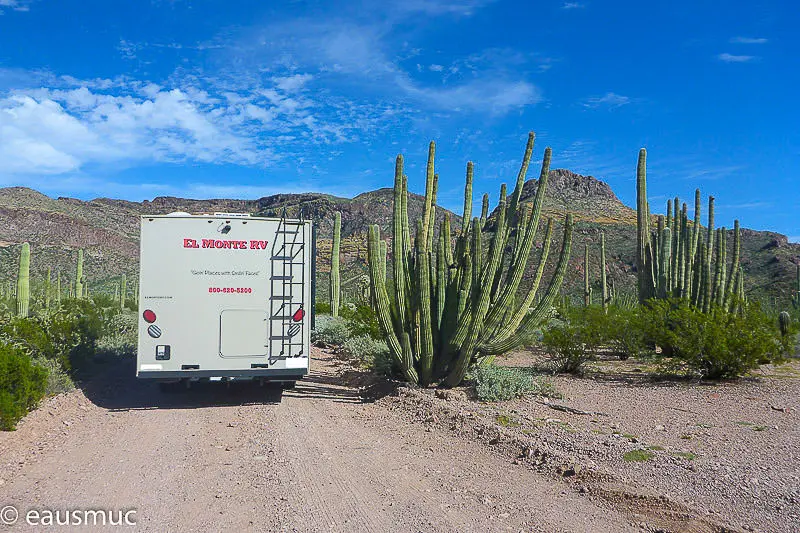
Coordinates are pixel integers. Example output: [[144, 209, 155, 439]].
[[0, 349, 640, 532]]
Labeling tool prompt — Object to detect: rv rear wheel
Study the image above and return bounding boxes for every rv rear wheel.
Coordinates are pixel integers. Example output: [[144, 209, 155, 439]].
[[282, 381, 296, 390]]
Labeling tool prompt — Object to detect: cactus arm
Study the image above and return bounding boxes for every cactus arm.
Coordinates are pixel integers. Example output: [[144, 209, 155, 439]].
[[506, 132, 535, 229], [483, 218, 554, 346], [461, 162, 473, 236], [367, 225, 418, 384], [416, 220, 434, 385], [479, 214, 574, 355], [436, 232, 447, 332], [445, 191, 509, 387], [426, 174, 439, 252], [420, 141, 436, 252], [480, 193, 489, 229], [723, 220, 740, 307], [392, 159, 408, 330]]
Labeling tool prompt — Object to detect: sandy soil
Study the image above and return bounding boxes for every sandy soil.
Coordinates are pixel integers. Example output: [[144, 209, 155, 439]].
[[387, 351, 799, 533], [1, 349, 642, 533]]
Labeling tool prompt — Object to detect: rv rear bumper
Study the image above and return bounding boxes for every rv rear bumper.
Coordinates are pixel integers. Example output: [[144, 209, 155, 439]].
[[137, 368, 307, 380]]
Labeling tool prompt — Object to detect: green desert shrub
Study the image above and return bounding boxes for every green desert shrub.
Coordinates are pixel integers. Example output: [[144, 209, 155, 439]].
[[311, 315, 350, 346], [0, 341, 48, 431], [97, 312, 138, 358], [472, 364, 559, 402], [341, 334, 391, 368], [339, 304, 382, 340], [641, 299, 788, 379], [541, 305, 610, 374], [31, 356, 74, 396], [604, 305, 648, 359]]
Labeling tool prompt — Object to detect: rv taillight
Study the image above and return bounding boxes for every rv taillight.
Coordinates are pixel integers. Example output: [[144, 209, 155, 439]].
[[143, 310, 157, 323]]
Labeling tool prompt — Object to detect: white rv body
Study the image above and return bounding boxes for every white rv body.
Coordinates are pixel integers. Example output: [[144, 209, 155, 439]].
[[136, 213, 311, 382]]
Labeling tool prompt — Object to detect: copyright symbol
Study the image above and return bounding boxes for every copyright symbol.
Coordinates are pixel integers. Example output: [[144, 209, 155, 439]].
[[0, 505, 18, 525]]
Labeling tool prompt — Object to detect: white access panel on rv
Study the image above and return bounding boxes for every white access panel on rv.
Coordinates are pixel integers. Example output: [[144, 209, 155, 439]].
[[136, 213, 311, 381]]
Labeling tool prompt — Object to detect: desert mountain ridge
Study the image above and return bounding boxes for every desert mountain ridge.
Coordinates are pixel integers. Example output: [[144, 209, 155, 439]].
[[0, 169, 797, 303]]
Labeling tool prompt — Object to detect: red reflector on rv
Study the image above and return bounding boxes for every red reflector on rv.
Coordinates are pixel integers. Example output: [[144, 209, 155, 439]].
[[143, 310, 157, 323]]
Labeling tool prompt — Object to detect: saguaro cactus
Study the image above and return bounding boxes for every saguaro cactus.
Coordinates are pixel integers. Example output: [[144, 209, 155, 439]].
[[45, 266, 52, 311], [16, 243, 30, 317], [330, 211, 341, 317], [792, 264, 799, 310], [600, 233, 608, 310], [366, 133, 574, 387], [75, 249, 84, 299], [120, 273, 127, 310], [584, 243, 591, 306]]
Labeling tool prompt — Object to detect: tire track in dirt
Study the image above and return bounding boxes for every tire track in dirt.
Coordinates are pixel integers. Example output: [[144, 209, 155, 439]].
[[2, 351, 640, 532]]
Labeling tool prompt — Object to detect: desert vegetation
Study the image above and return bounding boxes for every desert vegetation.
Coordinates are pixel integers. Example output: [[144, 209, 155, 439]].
[[0, 245, 137, 429], [315, 135, 798, 395]]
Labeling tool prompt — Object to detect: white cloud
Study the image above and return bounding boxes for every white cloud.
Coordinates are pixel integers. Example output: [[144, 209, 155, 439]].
[[273, 74, 313, 92], [717, 53, 756, 63], [562, 2, 585, 9], [788, 236, 800, 244], [582, 92, 631, 109], [730, 37, 767, 44], [236, 21, 541, 116], [0, 72, 388, 177], [0, 0, 32, 12]]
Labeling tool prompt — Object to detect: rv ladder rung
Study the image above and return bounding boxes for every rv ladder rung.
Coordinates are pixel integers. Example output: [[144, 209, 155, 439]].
[[276, 230, 299, 234], [270, 296, 294, 300], [271, 275, 293, 280], [269, 316, 293, 320]]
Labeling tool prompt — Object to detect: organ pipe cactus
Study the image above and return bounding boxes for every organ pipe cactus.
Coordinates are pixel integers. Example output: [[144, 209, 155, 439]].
[[16, 243, 30, 317], [75, 249, 84, 299], [330, 211, 341, 317], [366, 133, 575, 387], [635, 149, 744, 312], [792, 264, 799, 310]]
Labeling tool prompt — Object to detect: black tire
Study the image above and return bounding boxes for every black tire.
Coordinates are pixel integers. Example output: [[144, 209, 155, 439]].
[[282, 381, 297, 390]]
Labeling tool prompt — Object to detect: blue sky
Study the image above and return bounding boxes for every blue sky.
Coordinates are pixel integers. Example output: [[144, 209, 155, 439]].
[[0, 0, 797, 239]]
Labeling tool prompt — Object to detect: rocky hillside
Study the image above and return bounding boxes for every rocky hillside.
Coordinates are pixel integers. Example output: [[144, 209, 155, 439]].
[[0, 168, 797, 306]]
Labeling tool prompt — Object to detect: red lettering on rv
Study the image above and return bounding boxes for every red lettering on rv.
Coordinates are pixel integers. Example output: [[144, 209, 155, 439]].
[[193, 238, 266, 250]]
